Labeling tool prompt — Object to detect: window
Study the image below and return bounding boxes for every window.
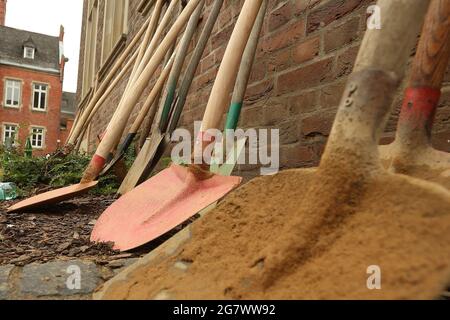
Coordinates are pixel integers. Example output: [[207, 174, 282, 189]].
[[102, 0, 129, 63], [30, 127, 45, 149], [2, 124, 18, 146], [24, 47, 35, 59], [4, 79, 21, 108], [32, 83, 48, 111], [82, 0, 99, 97]]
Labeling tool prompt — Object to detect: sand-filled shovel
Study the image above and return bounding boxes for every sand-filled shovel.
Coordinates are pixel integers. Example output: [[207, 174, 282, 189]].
[[7, 0, 203, 213], [117, 0, 225, 195], [95, 0, 450, 300], [90, 0, 264, 251], [379, 0, 450, 188], [100, 0, 204, 176]]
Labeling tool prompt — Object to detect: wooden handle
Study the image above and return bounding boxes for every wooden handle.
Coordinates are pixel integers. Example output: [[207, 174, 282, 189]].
[[73, 49, 139, 149], [129, 0, 180, 87], [109, 0, 173, 152], [81, 0, 203, 182], [396, 0, 450, 144], [67, 18, 151, 145], [200, 0, 263, 132], [130, 52, 176, 134], [168, 0, 225, 134], [129, 0, 165, 86], [354, 0, 430, 78], [159, 0, 204, 132], [409, 0, 450, 88], [113, 0, 177, 128], [226, 0, 267, 130]]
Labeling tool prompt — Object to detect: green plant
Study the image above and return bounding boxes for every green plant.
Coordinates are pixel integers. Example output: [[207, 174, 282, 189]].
[[0, 146, 121, 196]]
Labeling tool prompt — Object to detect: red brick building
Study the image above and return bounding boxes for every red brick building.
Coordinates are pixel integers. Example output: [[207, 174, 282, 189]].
[[0, 0, 72, 156]]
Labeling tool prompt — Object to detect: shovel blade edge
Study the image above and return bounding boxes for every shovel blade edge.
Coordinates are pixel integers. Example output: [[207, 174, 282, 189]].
[[91, 164, 242, 251], [7, 181, 99, 213]]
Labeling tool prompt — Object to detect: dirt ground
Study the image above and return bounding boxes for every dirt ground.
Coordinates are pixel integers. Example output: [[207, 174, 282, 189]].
[[0, 194, 199, 267]]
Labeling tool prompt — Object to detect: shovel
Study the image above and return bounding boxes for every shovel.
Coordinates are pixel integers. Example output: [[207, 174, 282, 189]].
[[100, 0, 204, 176], [90, 0, 264, 251], [117, 0, 225, 195], [379, 0, 450, 188], [7, 0, 203, 213], [95, 0, 450, 300], [211, 0, 267, 176]]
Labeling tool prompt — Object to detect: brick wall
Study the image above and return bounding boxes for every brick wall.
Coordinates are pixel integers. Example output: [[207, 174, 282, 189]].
[[77, 0, 450, 179], [0, 0, 6, 26], [0, 65, 63, 156]]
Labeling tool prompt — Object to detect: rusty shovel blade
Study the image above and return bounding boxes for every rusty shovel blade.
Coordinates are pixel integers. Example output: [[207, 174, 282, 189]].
[[90, 163, 242, 251], [7, 181, 99, 213]]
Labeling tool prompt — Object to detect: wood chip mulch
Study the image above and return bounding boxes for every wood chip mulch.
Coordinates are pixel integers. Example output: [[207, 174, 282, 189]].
[[0, 194, 199, 267]]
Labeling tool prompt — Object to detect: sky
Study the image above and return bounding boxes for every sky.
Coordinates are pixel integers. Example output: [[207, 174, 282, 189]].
[[5, 0, 83, 93]]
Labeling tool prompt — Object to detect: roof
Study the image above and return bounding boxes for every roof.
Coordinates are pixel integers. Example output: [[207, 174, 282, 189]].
[[0, 25, 60, 72], [61, 92, 76, 117]]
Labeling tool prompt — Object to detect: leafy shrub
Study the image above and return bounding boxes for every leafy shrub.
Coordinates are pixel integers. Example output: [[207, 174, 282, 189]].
[[0, 146, 121, 196]]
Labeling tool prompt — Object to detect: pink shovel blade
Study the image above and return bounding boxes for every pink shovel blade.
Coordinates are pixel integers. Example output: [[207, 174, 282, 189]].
[[7, 181, 99, 213], [91, 163, 242, 251]]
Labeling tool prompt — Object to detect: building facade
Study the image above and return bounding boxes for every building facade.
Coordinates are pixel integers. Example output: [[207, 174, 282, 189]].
[[0, 0, 73, 156], [76, 0, 450, 179]]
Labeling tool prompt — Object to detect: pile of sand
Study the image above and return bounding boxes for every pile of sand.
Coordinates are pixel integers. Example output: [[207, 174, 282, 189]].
[[98, 157, 450, 299]]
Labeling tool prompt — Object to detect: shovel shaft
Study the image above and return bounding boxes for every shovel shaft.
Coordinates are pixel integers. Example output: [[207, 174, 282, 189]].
[[130, 52, 176, 134], [200, 0, 263, 133], [128, 0, 180, 89], [159, 0, 205, 133], [168, 0, 225, 134], [226, 0, 267, 130], [130, 0, 165, 84], [109, 0, 178, 131], [74, 49, 140, 150], [68, 18, 151, 145], [100, 49, 177, 176], [397, 0, 450, 145]]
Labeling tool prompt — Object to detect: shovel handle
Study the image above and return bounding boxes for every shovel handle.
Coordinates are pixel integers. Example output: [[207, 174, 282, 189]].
[[409, 0, 450, 89], [397, 0, 450, 144], [225, 0, 267, 130], [130, 0, 165, 84], [159, 0, 205, 133], [130, 52, 176, 134], [200, 0, 263, 133], [128, 0, 180, 89], [67, 18, 151, 145], [167, 0, 225, 134]]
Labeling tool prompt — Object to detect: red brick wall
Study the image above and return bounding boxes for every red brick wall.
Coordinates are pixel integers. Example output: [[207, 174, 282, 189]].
[[0, 0, 6, 26], [77, 0, 450, 178], [0, 65, 63, 156]]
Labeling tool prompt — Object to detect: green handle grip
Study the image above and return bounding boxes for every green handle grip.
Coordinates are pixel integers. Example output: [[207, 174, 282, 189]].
[[159, 83, 177, 132], [225, 101, 243, 130]]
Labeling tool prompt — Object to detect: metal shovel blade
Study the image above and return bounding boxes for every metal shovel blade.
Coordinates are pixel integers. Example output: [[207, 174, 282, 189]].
[[91, 163, 242, 251], [7, 181, 99, 213]]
